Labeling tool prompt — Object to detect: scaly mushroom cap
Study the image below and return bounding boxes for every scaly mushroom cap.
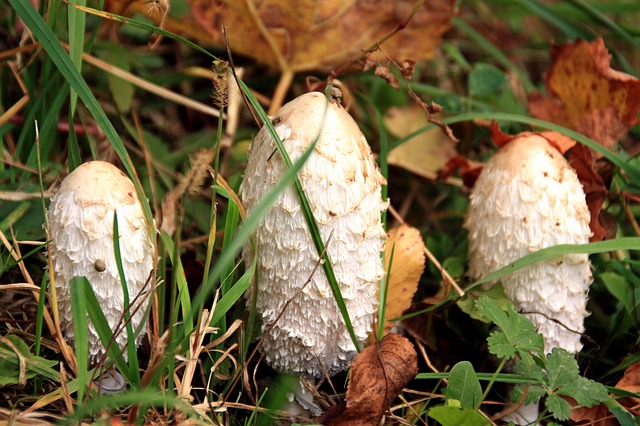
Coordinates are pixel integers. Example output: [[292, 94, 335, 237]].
[[48, 161, 155, 363], [466, 135, 592, 354], [240, 92, 387, 377]]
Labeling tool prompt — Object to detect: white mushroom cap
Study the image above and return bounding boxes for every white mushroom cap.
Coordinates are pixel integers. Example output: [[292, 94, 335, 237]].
[[466, 135, 592, 354], [240, 92, 387, 377], [47, 161, 155, 363]]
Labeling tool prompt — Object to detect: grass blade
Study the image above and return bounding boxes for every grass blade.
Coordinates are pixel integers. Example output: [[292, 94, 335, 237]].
[[70, 276, 90, 402], [470, 237, 640, 289], [112, 213, 140, 386]]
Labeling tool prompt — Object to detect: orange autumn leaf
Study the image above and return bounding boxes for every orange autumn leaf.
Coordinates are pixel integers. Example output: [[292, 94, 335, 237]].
[[529, 38, 640, 149], [186, 0, 456, 72], [381, 224, 426, 335]]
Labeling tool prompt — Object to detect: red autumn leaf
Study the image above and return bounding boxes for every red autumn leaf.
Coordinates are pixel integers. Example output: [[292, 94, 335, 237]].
[[323, 333, 418, 426], [489, 121, 577, 154], [528, 37, 640, 149], [568, 144, 612, 242], [438, 156, 483, 188]]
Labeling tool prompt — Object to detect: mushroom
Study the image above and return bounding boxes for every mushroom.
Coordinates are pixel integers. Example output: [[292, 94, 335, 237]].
[[465, 134, 592, 423], [47, 161, 155, 364], [466, 134, 592, 354], [240, 91, 387, 377]]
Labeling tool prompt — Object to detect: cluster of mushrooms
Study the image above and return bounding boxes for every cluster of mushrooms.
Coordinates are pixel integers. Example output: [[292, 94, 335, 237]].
[[48, 91, 592, 423]]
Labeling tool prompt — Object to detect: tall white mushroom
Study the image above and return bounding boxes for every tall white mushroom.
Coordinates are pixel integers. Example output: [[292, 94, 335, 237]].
[[240, 91, 387, 377], [465, 134, 592, 423], [48, 161, 155, 365], [466, 134, 591, 354]]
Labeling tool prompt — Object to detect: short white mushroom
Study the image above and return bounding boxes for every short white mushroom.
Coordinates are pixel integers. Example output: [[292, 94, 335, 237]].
[[466, 134, 592, 354], [240, 91, 387, 377], [47, 161, 155, 364]]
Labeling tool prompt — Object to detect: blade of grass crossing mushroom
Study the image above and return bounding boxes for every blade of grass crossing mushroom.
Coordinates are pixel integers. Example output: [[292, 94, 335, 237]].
[[469, 237, 640, 291], [189, 127, 319, 337], [237, 79, 362, 352], [80, 279, 135, 384], [70, 276, 90, 402], [10, 0, 154, 228], [373, 105, 389, 228], [112, 214, 141, 386], [378, 243, 395, 341]]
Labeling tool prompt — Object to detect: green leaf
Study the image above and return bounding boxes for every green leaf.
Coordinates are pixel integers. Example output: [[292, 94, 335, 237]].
[[468, 63, 507, 97], [599, 271, 633, 315], [545, 348, 579, 390], [545, 393, 572, 421], [70, 276, 90, 401], [603, 398, 637, 426], [475, 296, 544, 359], [446, 361, 484, 410], [428, 405, 490, 426], [0, 335, 59, 386], [457, 282, 511, 323], [104, 43, 134, 112], [559, 376, 609, 407]]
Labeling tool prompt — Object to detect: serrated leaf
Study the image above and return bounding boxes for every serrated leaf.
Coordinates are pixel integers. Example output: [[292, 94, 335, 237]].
[[511, 382, 546, 405], [559, 376, 609, 407], [546, 393, 572, 421], [546, 348, 579, 390], [446, 361, 483, 410], [457, 282, 512, 323], [475, 296, 544, 359]]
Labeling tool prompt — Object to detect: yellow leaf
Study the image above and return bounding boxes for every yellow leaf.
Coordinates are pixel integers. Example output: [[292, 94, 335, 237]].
[[381, 224, 426, 335], [385, 106, 457, 179]]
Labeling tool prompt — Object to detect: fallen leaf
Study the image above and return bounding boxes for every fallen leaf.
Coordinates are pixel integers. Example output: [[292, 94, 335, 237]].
[[380, 225, 426, 335], [386, 106, 457, 179], [325, 333, 418, 426], [489, 120, 577, 154], [528, 38, 640, 149], [438, 155, 484, 188], [186, 0, 457, 72], [568, 144, 611, 242]]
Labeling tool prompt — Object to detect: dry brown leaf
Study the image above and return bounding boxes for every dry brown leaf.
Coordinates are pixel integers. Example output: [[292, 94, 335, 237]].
[[528, 37, 640, 149], [186, 0, 456, 72], [323, 333, 418, 426], [569, 362, 640, 424], [386, 106, 457, 180], [381, 224, 426, 335]]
